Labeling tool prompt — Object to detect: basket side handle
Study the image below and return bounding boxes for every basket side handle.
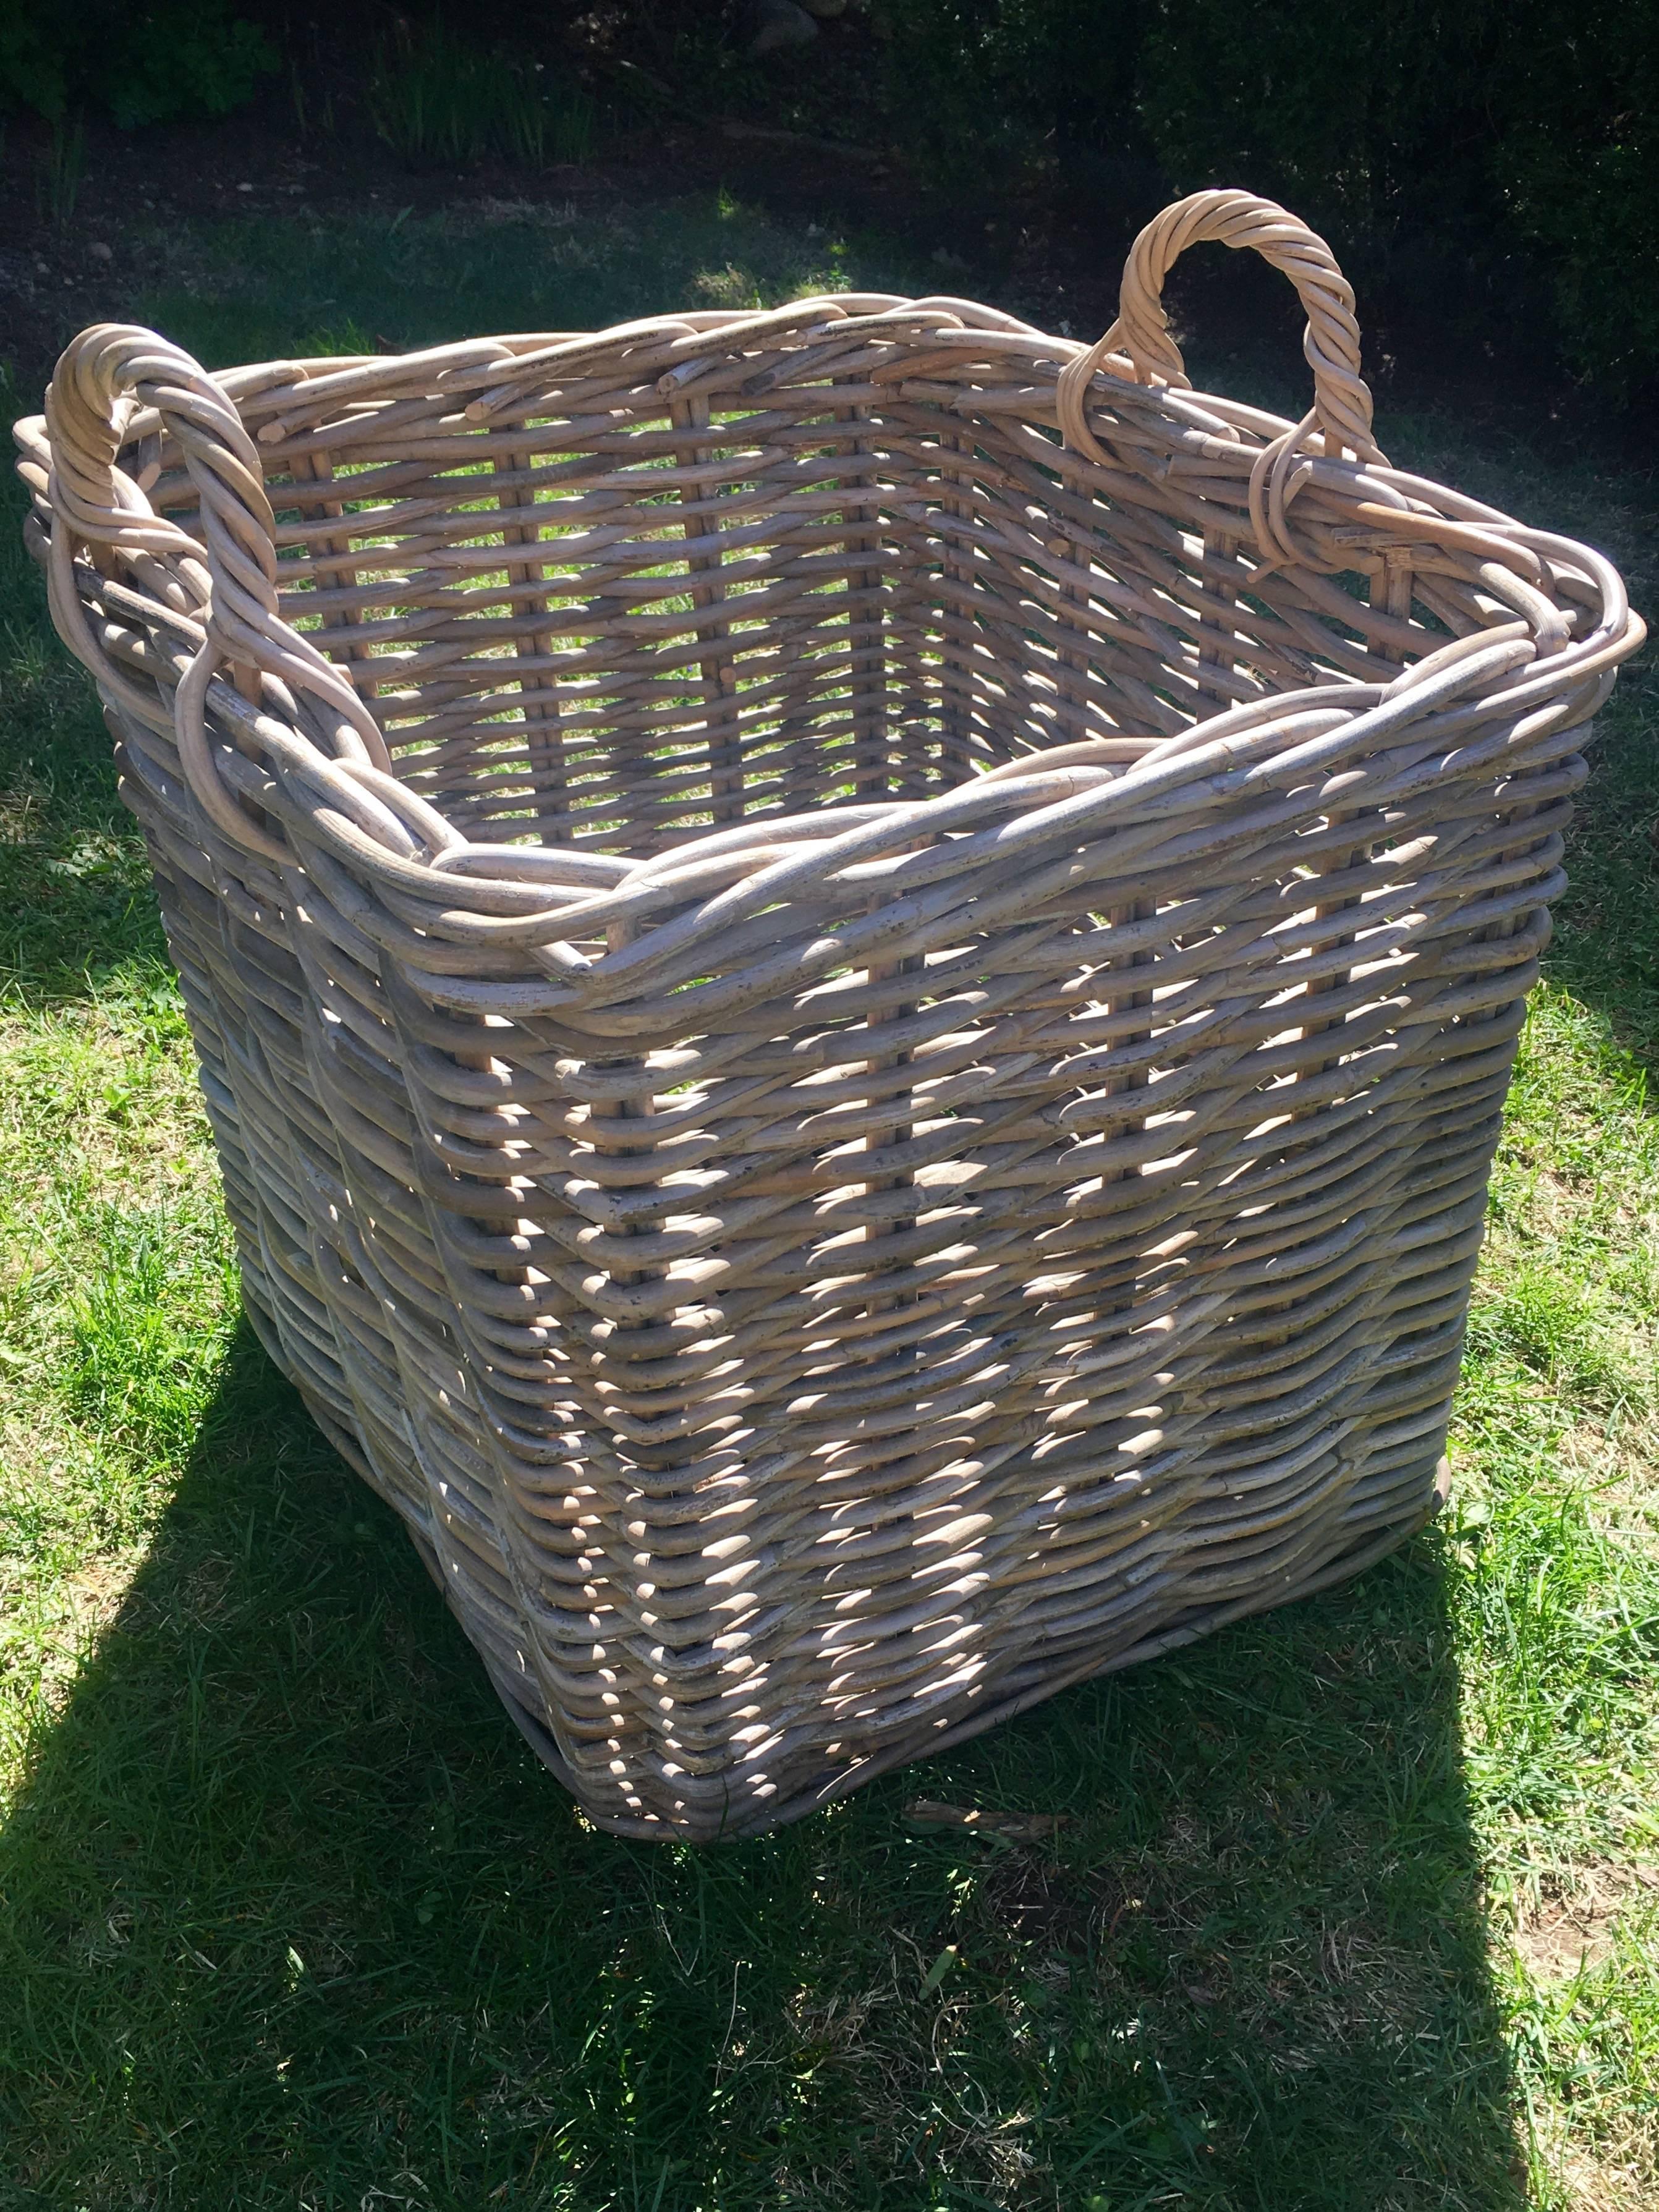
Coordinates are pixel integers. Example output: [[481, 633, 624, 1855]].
[[1057, 189, 1384, 469], [44, 324, 389, 854]]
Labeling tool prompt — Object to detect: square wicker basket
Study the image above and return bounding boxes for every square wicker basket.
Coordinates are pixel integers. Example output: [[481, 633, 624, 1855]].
[[17, 191, 1642, 1839]]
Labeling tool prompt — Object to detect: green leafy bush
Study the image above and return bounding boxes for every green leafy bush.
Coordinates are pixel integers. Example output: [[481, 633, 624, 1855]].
[[858, 0, 1658, 396], [868, 0, 1148, 202], [0, 5, 67, 122], [1490, 8, 1659, 397], [100, 2, 279, 130], [0, 0, 276, 129], [1132, 0, 1659, 396], [1134, 0, 1496, 238]]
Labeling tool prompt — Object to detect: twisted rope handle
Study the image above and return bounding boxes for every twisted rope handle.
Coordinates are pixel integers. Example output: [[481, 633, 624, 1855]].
[[1056, 190, 1388, 569], [45, 324, 390, 858]]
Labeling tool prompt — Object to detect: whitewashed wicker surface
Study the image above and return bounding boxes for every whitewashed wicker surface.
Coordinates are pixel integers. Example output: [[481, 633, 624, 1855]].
[[15, 191, 1644, 1839]]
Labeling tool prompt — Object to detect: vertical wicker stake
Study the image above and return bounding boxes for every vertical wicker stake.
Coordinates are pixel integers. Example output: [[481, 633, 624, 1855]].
[[936, 420, 979, 784], [834, 362, 886, 808], [17, 195, 1643, 1838], [669, 388, 744, 828], [492, 416, 569, 842]]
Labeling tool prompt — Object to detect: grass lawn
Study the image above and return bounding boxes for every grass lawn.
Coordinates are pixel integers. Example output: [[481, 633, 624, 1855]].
[[1, 192, 1657, 2211]]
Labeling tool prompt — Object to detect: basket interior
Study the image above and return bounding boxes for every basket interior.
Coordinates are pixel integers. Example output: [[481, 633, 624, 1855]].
[[129, 339, 1487, 858]]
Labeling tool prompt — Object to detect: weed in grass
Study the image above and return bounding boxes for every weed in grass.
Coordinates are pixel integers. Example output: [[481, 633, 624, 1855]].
[[368, 23, 596, 172], [288, 57, 336, 145], [33, 111, 85, 231]]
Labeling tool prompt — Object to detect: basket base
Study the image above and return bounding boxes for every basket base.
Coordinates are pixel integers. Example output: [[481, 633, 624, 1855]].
[[426, 1451, 1456, 1842]]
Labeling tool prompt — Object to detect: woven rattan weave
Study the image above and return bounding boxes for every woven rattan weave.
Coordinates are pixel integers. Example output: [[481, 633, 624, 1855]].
[[16, 191, 1643, 1839]]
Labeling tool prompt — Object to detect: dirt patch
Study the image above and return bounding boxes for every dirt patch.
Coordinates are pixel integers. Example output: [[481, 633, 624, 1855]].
[[1576, 1446, 1659, 1535], [65, 1548, 141, 1634], [1514, 1862, 1659, 1983], [1556, 2146, 1657, 2212], [973, 1847, 1135, 1959]]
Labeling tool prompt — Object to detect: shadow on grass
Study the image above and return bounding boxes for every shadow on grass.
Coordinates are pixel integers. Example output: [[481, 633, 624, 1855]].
[[0, 1322, 1525, 2211], [1547, 695, 1659, 1080]]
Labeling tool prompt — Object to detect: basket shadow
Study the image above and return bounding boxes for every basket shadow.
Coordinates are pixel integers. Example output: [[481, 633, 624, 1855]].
[[1547, 709, 1659, 1086], [0, 1317, 1525, 2211]]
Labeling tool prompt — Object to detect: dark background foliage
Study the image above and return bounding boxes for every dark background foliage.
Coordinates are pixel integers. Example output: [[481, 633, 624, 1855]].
[[2, 0, 1657, 397]]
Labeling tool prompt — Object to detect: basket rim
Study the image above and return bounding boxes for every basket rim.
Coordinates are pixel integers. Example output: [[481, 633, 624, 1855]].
[[12, 283, 1645, 1009]]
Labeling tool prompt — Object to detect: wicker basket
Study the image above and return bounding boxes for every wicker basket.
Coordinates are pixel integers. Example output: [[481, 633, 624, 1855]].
[[16, 191, 1642, 1839]]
